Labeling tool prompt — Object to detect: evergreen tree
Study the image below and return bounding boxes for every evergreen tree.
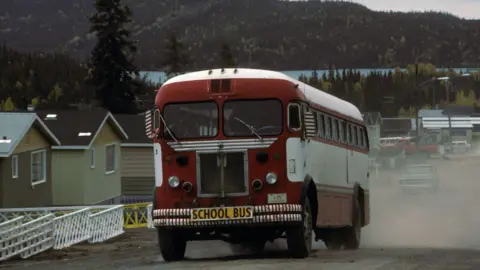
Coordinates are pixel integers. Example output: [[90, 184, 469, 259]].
[[87, 0, 139, 114], [161, 34, 190, 79], [220, 44, 236, 68]]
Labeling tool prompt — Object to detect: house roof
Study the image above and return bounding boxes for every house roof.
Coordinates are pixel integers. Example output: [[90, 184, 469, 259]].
[[440, 105, 476, 116], [0, 112, 61, 157], [418, 109, 444, 118], [362, 112, 382, 126], [115, 114, 152, 146], [36, 109, 129, 150]]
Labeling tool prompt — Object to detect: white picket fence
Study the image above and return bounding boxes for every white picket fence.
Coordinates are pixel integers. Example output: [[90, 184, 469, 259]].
[[0, 205, 124, 262]]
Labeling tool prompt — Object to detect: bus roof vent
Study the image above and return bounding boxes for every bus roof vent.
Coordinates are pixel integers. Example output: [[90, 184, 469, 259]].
[[209, 79, 232, 93]]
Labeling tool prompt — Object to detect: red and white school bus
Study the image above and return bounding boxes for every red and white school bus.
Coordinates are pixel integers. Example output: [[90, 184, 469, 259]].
[[146, 68, 370, 261]]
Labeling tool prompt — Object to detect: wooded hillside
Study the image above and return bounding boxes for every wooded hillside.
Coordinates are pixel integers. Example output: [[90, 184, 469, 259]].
[[1, 0, 479, 70]]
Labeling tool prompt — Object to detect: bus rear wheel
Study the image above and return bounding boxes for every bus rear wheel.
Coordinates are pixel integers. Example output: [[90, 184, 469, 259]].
[[286, 197, 313, 258], [157, 228, 187, 262], [343, 199, 361, 250]]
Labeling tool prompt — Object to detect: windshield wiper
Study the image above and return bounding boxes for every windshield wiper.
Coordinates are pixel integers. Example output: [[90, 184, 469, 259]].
[[157, 113, 179, 143], [234, 117, 262, 140]]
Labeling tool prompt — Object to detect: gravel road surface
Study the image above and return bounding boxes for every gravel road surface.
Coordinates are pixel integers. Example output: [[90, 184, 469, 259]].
[[3, 157, 480, 270]]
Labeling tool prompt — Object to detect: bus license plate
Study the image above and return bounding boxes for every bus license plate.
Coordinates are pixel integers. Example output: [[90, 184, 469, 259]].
[[191, 206, 253, 221], [268, 193, 287, 204]]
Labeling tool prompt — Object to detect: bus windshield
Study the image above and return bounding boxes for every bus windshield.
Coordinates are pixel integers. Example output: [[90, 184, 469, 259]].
[[163, 101, 219, 139], [223, 99, 283, 137]]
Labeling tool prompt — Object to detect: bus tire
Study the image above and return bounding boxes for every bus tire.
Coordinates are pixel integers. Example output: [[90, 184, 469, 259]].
[[324, 230, 343, 250], [343, 199, 361, 250], [157, 228, 186, 262], [286, 197, 313, 258]]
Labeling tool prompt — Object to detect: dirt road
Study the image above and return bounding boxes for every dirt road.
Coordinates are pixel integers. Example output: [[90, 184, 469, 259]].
[[3, 157, 480, 270]]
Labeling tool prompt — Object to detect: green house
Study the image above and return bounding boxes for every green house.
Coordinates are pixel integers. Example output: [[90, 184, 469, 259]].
[[37, 110, 128, 206], [0, 112, 61, 208]]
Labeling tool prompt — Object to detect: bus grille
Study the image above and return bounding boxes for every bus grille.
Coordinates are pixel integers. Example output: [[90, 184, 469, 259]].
[[198, 152, 247, 196], [199, 153, 221, 194]]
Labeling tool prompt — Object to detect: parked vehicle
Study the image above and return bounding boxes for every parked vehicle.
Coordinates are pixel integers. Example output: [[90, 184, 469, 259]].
[[400, 137, 438, 155], [398, 164, 439, 192], [451, 140, 471, 154]]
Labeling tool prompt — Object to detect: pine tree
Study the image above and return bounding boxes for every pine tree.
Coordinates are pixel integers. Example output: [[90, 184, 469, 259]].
[[87, 0, 139, 114], [161, 34, 190, 79], [220, 44, 236, 68]]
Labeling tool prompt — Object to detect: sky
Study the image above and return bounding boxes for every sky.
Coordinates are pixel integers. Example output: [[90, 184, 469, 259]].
[[351, 0, 480, 19]]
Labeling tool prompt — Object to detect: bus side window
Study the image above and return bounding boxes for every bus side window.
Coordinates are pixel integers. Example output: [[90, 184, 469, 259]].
[[351, 125, 357, 147], [357, 126, 363, 148], [362, 127, 369, 149], [288, 103, 302, 131], [347, 124, 353, 145], [317, 112, 324, 138], [338, 120, 345, 143], [331, 118, 338, 141], [324, 115, 331, 139]]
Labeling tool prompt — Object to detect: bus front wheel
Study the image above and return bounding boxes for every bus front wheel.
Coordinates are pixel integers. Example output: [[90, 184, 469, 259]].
[[286, 197, 313, 258], [157, 228, 186, 261]]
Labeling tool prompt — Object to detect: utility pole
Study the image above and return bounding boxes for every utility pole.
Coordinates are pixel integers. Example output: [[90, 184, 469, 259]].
[[444, 80, 454, 152], [415, 63, 420, 152], [413, 73, 471, 154]]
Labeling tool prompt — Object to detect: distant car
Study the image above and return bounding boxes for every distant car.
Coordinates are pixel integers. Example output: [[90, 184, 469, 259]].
[[399, 137, 438, 156], [398, 164, 439, 192], [451, 140, 471, 154]]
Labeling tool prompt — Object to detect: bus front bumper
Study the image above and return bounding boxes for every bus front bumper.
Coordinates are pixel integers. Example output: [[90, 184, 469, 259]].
[[152, 204, 303, 228]]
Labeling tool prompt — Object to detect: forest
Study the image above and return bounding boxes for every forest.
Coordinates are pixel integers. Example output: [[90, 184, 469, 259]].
[[1, 40, 479, 116], [1, 0, 480, 70], [298, 64, 480, 117], [0, 45, 157, 112], [1, 0, 480, 115]]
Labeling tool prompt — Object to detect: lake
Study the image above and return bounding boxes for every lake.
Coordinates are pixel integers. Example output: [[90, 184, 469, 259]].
[[140, 68, 477, 84]]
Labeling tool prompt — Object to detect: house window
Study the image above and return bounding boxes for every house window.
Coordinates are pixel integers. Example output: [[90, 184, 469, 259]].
[[31, 150, 46, 185], [12, 155, 18, 179], [105, 144, 116, 174], [450, 129, 467, 137], [90, 148, 95, 168]]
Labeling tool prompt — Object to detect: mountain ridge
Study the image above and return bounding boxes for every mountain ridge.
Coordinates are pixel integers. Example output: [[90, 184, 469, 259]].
[[1, 0, 479, 70]]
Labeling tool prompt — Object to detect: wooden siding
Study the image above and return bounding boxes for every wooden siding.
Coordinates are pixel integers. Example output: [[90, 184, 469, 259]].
[[12, 127, 50, 154], [1, 126, 53, 208], [121, 147, 154, 196], [51, 151, 85, 206], [121, 147, 154, 177], [121, 177, 154, 196], [82, 121, 122, 205], [1, 149, 53, 207]]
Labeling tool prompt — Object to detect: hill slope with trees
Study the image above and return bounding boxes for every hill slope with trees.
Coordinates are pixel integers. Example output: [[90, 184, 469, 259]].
[[1, 0, 480, 70]]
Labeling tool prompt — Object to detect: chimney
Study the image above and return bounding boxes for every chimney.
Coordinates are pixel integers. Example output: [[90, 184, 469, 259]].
[[27, 104, 35, 111]]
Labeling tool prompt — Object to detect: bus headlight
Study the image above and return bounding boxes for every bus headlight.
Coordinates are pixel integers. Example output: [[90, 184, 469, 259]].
[[168, 176, 180, 188], [265, 172, 277, 184]]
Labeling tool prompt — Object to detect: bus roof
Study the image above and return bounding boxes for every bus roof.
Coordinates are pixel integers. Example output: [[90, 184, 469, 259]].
[[163, 68, 363, 122]]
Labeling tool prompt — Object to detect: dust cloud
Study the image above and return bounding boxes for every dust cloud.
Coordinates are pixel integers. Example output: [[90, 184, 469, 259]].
[[241, 151, 480, 255], [362, 153, 480, 249]]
